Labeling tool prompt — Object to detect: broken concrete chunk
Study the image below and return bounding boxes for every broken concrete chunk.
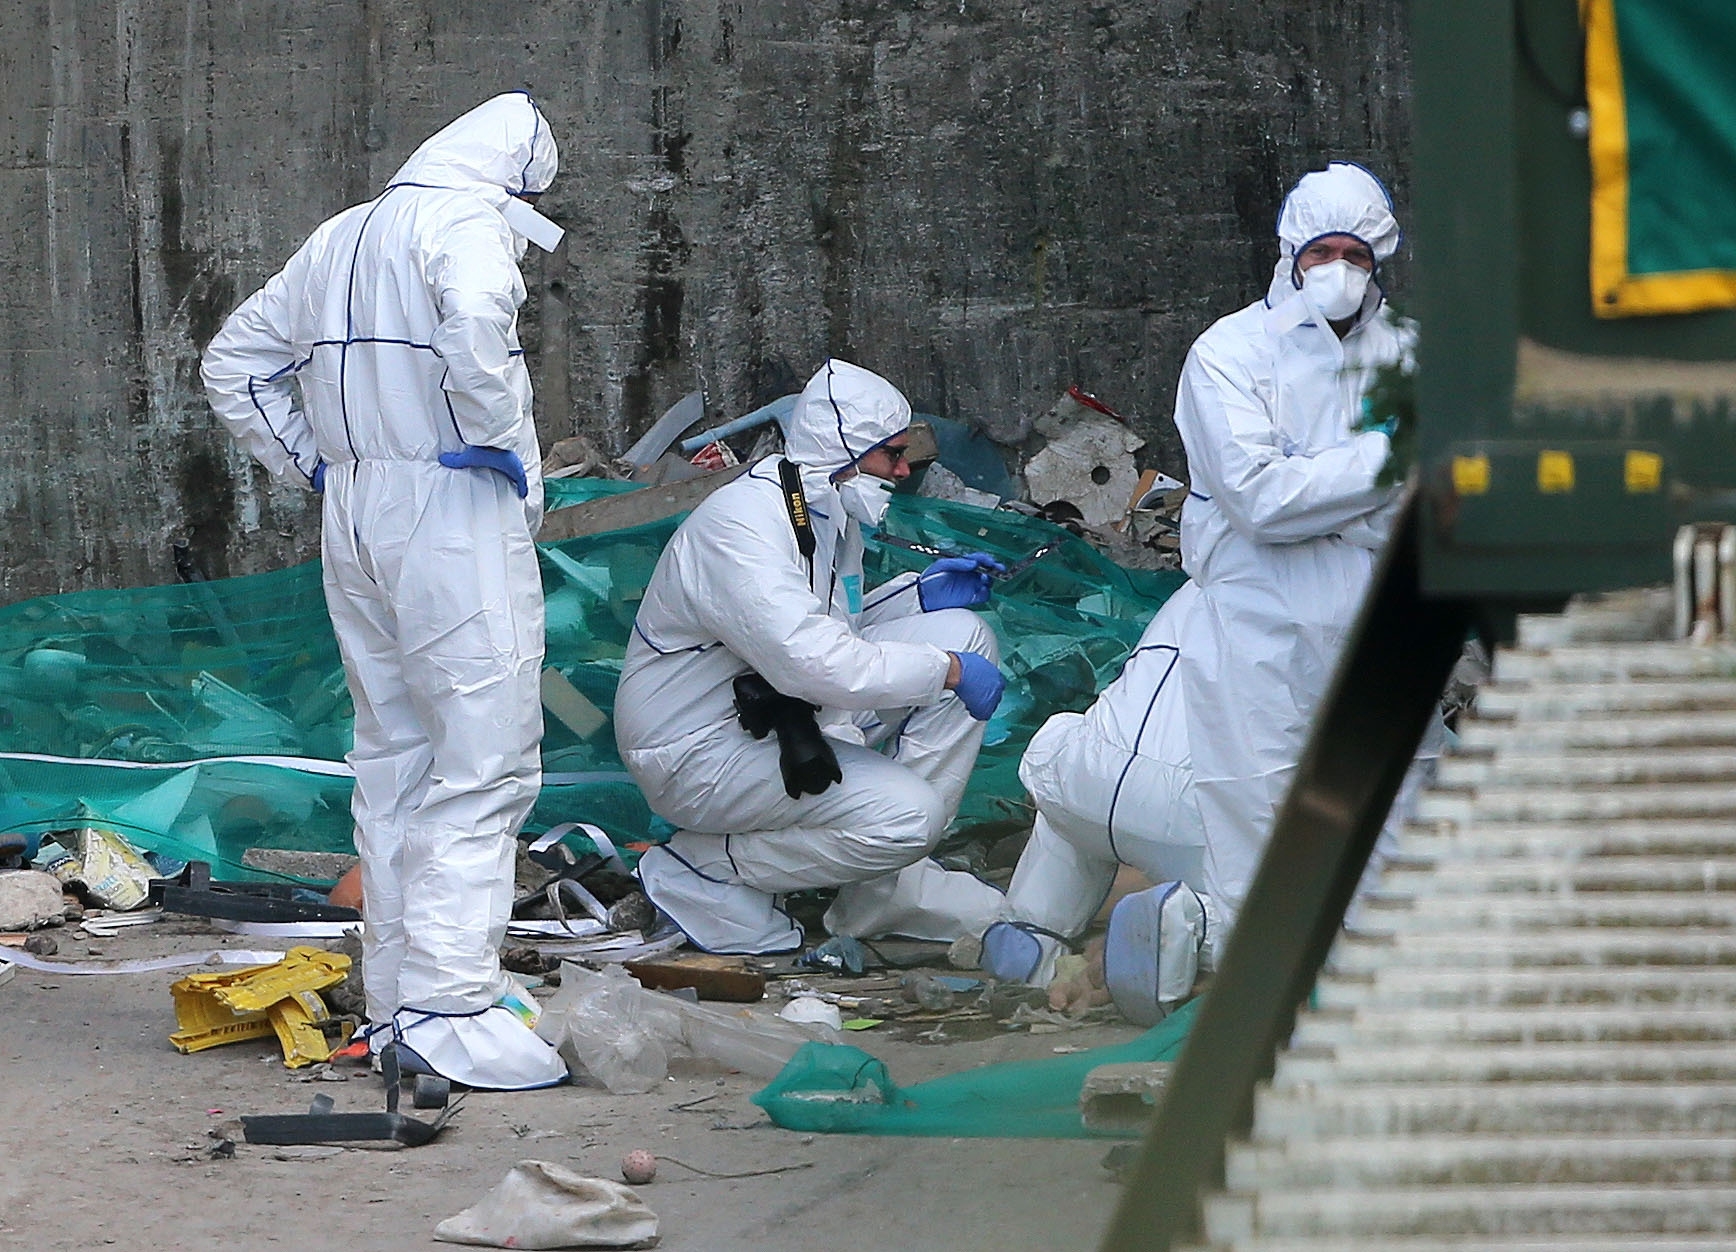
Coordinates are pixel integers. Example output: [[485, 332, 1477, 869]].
[[1079, 1060, 1174, 1135], [917, 462, 1002, 510], [0, 870, 69, 931], [1024, 416, 1146, 529]]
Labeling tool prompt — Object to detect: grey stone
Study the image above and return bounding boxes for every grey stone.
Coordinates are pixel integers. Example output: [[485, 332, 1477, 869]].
[[0, 870, 67, 931]]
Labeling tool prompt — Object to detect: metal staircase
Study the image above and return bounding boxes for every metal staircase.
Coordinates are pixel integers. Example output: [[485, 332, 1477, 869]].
[[1195, 593, 1736, 1250]]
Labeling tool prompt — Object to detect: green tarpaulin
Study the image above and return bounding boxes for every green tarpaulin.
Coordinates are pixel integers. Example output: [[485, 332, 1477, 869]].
[[0, 483, 1179, 881]]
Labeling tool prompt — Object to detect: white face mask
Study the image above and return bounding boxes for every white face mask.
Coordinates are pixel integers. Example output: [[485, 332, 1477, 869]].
[[835, 472, 895, 528], [1301, 259, 1373, 321]]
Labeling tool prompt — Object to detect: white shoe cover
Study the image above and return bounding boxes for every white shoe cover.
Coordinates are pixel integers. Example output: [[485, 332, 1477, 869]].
[[981, 921, 1064, 987], [1103, 882, 1208, 1027], [391, 998, 568, 1091]]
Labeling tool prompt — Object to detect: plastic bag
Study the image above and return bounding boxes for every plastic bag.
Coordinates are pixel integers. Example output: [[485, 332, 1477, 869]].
[[535, 963, 827, 1091], [534, 964, 683, 1093]]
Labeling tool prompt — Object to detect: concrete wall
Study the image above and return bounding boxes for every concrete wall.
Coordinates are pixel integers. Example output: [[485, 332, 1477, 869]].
[[0, 0, 1409, 601]]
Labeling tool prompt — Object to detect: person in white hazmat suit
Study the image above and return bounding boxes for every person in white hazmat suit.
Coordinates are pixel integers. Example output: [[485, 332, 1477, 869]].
[[200, 92, 569, 1090], [616, 359, 1011, 955], [979, 162, 1442, 1023]]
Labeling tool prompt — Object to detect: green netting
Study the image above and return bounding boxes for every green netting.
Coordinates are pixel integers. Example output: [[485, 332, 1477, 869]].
[[0, 480, 1179, 881], [753, 997, 1198, 1138]]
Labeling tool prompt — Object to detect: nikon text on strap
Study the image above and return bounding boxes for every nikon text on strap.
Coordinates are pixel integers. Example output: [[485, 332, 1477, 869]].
[[777, 458, 817, 576]]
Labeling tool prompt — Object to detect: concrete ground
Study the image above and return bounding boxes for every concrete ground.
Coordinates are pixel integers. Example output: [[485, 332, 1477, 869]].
[[0, 926, 1140, 1251]]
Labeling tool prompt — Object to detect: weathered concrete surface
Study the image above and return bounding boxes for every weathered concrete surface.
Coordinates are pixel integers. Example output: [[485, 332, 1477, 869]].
[[0, 925, 1148, 1251], [0, 1, 1410, 601]]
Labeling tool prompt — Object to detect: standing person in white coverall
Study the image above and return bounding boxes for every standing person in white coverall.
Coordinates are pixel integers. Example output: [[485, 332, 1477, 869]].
[[980, 162, 1442, 1022], [201, 93, 569, 1090], [617, 360, 1010, 955]]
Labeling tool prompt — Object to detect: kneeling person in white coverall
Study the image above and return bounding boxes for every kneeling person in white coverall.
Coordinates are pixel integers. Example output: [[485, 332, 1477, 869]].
[[201, 93, 569, 1089], [617, 359, 1010, 955], [981, 162, 1442, 1023]]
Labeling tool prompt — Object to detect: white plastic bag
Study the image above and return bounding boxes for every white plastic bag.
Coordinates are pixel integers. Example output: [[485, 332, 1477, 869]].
[[536, 963, 827, 1090], [535, 964, 684, 1093]]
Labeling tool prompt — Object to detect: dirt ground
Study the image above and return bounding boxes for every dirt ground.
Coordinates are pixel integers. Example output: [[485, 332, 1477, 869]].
[[0, 925, 1140, 1251]]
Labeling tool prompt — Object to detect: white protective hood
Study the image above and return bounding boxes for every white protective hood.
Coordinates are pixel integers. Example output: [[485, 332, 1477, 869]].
[[390, 91, 563, 249], [1264, 161, 1401, 325], [784, 359, 913, 483]]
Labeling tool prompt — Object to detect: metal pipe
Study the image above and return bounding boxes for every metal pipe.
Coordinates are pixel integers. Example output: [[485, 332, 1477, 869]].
[[677, 395, 797, 455]]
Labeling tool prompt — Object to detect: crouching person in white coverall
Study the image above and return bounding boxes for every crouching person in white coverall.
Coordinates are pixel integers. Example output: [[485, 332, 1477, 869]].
[[201, 93, 569, 1089], [981, 162, 1441, 1024], [617, 359, 1010, 955]]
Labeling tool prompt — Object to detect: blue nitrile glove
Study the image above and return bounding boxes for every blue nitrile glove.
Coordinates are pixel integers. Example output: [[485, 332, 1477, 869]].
[[310, 461, 327, 494], [917, 553, 1006, 611], [949, 651, 1005, 721], [438, 444, 529, 499], [1359, 394, 1398, 439]]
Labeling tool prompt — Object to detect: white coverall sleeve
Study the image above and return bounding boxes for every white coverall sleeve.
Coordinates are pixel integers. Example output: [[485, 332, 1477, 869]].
[[1336, 490, 1405, 551], [1179, 342, 1392, 544], [859, 571, 922, 625], [200, 268, 321, 486], [425, 210, 528, 449], [686, 516, 951, 712]]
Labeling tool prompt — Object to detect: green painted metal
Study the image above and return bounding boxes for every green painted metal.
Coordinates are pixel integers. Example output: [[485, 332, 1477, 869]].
[[1417, 0, 1736, 597]]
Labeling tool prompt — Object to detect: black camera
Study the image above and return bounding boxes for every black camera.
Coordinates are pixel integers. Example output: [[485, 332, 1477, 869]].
[[733, 672, 843, 799]]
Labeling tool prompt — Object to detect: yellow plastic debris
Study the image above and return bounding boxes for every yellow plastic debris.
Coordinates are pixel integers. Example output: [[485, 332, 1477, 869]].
[[169, 946, 352, 1067], [269, 988, 353, 1067]]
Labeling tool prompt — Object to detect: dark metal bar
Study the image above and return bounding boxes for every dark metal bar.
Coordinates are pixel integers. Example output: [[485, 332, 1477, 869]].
[[1098, 495, 1475, 1251]]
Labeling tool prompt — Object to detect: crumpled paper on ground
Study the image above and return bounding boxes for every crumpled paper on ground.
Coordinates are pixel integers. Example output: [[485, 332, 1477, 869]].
[[434, 1160, 659, 1249]]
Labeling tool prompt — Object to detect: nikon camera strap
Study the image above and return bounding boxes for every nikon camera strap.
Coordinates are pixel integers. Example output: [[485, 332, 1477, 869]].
[[777, 458, 817, 579]]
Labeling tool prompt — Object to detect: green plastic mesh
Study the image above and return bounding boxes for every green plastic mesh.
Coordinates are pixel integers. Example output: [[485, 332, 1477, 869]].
[[0, 480, 1179, 881], [752, 998, 1198, 1138]]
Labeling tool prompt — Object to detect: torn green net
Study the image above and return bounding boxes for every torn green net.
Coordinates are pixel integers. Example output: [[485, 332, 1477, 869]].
[[0, 481, 1180, 880], [753, 998, 1198, 1138]]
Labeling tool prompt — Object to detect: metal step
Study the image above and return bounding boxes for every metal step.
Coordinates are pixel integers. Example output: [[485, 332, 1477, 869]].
[[1375, 857, 1736, 892], [1293, 1005, 1736, 1047], [1397, 819, 1736, 860], [1327, 929, 1736, 973], [1201, 602, 1736, 1249], [1416, 785, 1736, 823], [1315, 966, 1736, 1010], [1205, 1184, 1736, 1241], [1227, 1135, 1736, 1189], [1459, 713, 1736, 751], [1274, 1042, 1736, 1086], [1356, 894, 1736, 932], [1491, 643, 1736, 684], [1199, 1239, 1736, 1252], [1437, 749, 1736, 786], [1475, 680, 1736, 718]]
